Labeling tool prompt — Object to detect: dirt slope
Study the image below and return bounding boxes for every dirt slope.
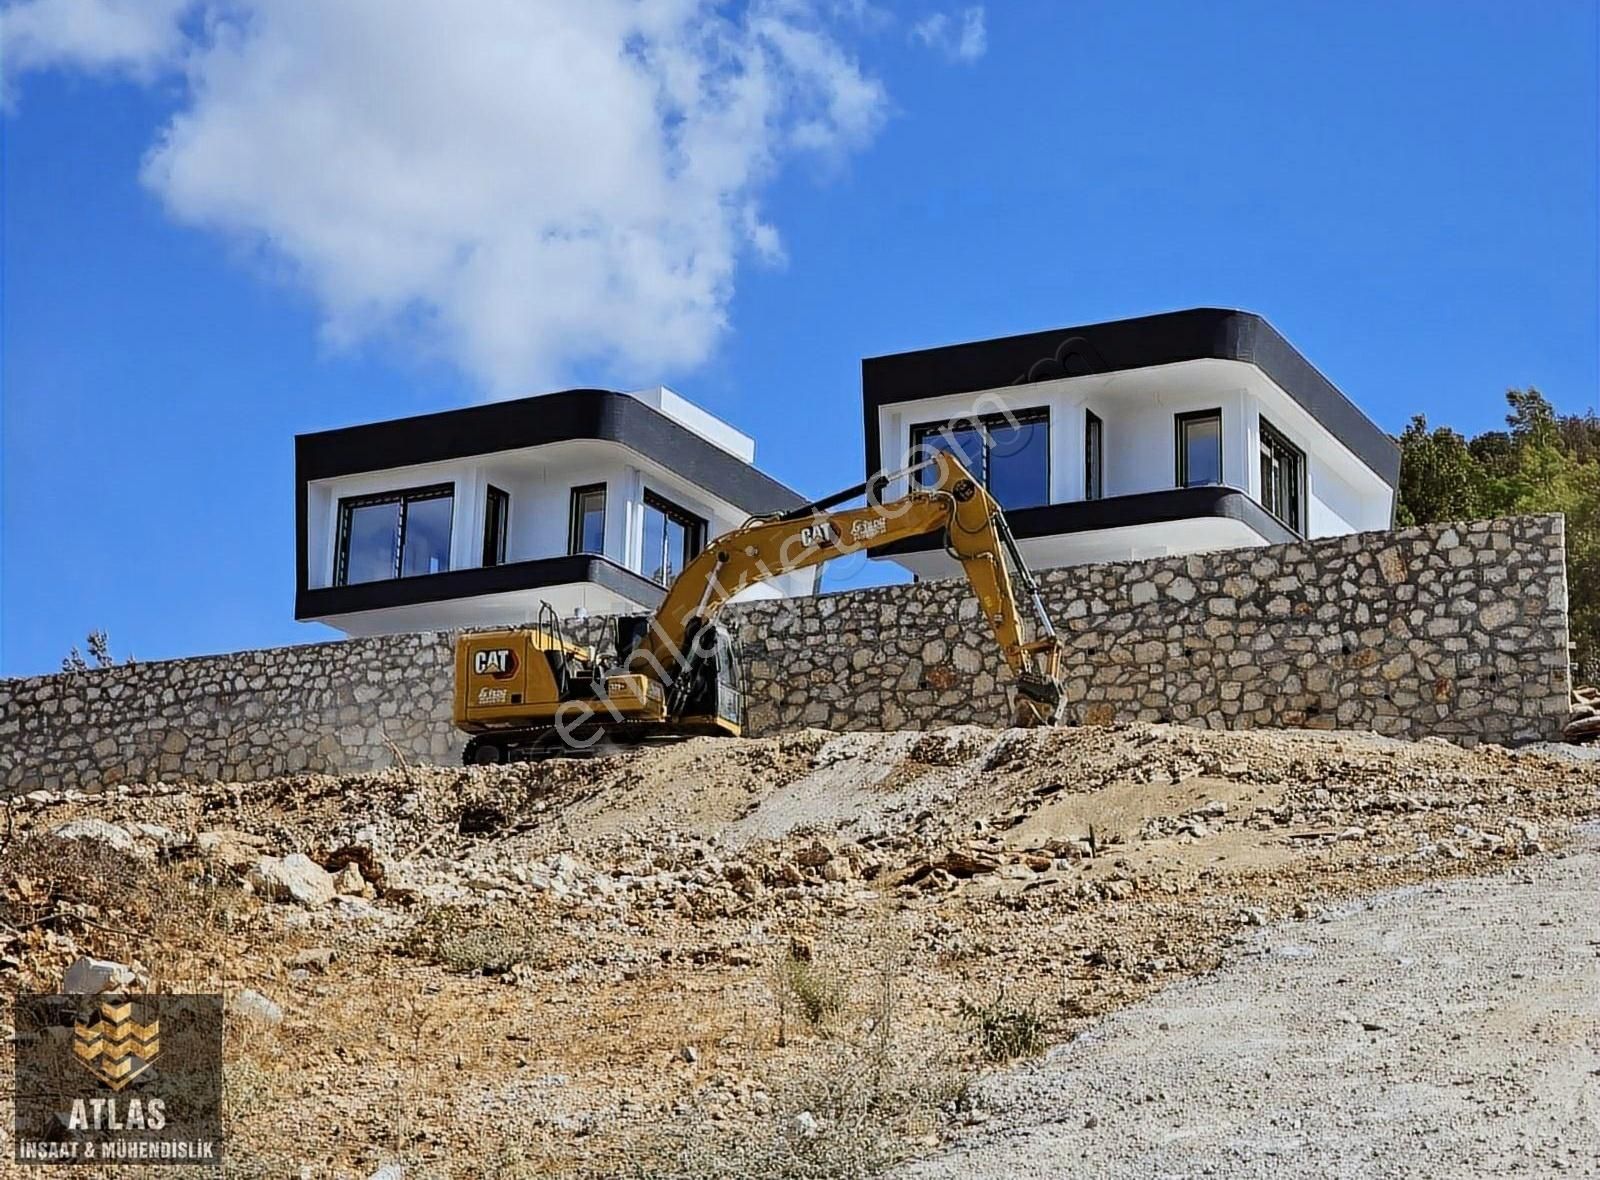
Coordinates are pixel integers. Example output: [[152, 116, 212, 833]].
[[902, 836, 1600, 1180], [0, 723, 1594, 1177]]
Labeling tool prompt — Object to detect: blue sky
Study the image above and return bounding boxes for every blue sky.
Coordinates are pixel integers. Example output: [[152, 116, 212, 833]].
[[2, 0, 1596, 677]]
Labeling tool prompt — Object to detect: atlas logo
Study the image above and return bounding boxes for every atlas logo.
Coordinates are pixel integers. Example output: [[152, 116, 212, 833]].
[[73, 1000, 160, 1092], [472, 648, 518, 679]]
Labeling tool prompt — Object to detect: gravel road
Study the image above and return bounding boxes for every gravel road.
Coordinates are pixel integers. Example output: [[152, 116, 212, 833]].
[[904, 837, 1600, 1179]]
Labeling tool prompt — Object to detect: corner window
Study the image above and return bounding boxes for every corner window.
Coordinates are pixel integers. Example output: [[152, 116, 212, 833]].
[[335, 484, 453, 586], [568, 484, 606, 555], [911, 406, 1050, 509], [483, 485, 509, 567], [1259, 418, 1305, 532], [1176, 409, 1222, 487], [1085, 410, 1103, 500], [642, 489, 706, 587]]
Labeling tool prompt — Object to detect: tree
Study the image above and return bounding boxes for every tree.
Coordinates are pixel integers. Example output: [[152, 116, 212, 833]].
[[1396, 388, 1600, 683], [85, 629, 113, 669], [1394, 415, 1486, 526]]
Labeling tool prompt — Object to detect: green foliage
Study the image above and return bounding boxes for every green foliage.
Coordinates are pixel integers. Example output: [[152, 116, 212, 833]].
[[1395, 416, 1486, 526], [1397, 389, 1600, 678], [958, 989, 1046, 1063], [771, 945, 848, 1032]]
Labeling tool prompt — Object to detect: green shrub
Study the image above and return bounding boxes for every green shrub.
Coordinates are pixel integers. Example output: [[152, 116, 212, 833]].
[[959, 989, 1045, 1063], [771, 945, 847, 1032]]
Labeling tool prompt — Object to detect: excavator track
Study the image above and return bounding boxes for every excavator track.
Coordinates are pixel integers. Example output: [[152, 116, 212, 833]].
[[463, 720, 737, 766]]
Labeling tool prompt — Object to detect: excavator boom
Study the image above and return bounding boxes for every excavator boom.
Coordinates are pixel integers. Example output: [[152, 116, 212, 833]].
[[627, 450, 1063, 726], [454, 452, 1065, 763]]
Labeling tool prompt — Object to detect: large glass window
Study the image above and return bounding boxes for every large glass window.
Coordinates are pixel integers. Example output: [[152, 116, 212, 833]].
[[568, 484, 606, 555], [642, 490, 706, 587], [483, 485, 509, 567], [335, 484, 453, 585], [1259, 418, 1305, 532], [911, 406, 1050, 509], [1176, 410, 1223, 487], [1085, 410, 1103, 500]]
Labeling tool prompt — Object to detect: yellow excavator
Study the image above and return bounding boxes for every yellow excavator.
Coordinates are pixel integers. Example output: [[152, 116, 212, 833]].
[[454, 451, 1064, 763]]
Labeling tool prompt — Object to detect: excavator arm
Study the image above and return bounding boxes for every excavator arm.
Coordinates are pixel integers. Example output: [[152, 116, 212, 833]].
[[629, 451, 1065, 727]]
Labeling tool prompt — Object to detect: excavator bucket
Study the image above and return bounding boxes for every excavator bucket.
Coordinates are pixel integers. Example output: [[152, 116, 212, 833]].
[[1012, 668, 1063, 728]]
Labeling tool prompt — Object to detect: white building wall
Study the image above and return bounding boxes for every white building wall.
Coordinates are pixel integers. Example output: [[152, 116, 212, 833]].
[[626, 386, 756, 462], [1097, 386, 1252, 497], [872, 359, 1393, 537], [304, 441, 816, 604]]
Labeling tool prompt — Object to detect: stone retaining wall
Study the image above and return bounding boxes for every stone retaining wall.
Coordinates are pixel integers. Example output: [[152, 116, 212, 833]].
[[736, 514, 1571, 744], [0, 633, 459, 792], [0, 515, 1570, 792]]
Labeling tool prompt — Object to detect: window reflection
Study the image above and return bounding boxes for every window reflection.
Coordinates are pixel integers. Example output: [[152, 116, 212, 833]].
[[1177, 412, 1222, 487], [569, 485, 606, 555], [642, 491, 705, 587], [335, 485, 453, 585], [911, 408, 1050, 509]]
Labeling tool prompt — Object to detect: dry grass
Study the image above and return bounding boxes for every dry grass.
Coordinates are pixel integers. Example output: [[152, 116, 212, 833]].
[[770, 942, 848, 1039], [613, 931, 969, 1180], [400, 902, 552, 976], [958, 989, 1047, 1064]]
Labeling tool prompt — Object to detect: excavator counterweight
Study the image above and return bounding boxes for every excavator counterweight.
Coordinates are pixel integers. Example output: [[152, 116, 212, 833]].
[[454, 452, 1064, 763]]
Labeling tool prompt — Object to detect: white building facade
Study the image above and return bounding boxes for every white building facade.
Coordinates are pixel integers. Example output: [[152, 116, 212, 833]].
[[861, 308, 1399, 579], [296, 387, 815, 637]]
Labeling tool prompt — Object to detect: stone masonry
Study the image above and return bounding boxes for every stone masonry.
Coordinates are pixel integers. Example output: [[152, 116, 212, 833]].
[[737, 514, 1571, 744], [0, 633, 460, 793], [0, 516, 1571, 793]]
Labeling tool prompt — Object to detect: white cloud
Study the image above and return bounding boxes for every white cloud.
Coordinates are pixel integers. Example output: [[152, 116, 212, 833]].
[[911, 6, 986, 63], [0, 0, 194, 80], [2, 0, 888, 393]]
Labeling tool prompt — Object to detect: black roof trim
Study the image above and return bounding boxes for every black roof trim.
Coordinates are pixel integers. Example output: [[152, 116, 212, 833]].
[[296, 554, 666, 621], [295, 389, 803, 609], [297, 388, 802, 508], [860, 308, 1399, 488], [868, 486, 1298, 558]]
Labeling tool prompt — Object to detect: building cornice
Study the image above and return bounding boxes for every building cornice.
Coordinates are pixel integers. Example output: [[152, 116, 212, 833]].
[[860, 308, 1400, 490]]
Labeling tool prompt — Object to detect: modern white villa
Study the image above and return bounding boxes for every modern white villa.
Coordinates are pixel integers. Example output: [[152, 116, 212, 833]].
[[296, 308, 1398, 636], [295, 386, 815, 636], [860, 307, 1399, 579]]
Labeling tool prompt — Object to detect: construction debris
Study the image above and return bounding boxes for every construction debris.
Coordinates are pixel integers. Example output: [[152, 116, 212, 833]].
[[0, 722, 1593, 1175], [1566, 684, 1600, 742]]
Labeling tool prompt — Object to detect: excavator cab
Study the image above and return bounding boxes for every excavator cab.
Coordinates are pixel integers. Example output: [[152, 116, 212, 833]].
[[672, 621, 745, 730]]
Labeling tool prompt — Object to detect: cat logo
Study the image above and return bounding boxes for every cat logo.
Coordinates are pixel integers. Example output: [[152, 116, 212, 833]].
[[73, 1000, 160, 1091], [799, 522, 839, 549], [472, 648, 518, 679]]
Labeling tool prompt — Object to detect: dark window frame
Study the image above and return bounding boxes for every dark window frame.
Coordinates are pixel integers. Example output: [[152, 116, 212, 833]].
[[1084, 409, 1103, 501], [909, 405, 1051, 505], [568, 483, 607, 556], [641, 487, 707, 587], [334, 481, 454, 587], [1175, 408, 1224, 488], [482, 484, 509, 567], [1258, 416, 1306, 534]]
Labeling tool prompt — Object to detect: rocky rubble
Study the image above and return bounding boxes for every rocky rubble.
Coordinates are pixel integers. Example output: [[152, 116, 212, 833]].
[[1567, 683, 1600, 741], [0, 723, 1594, 1175]]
